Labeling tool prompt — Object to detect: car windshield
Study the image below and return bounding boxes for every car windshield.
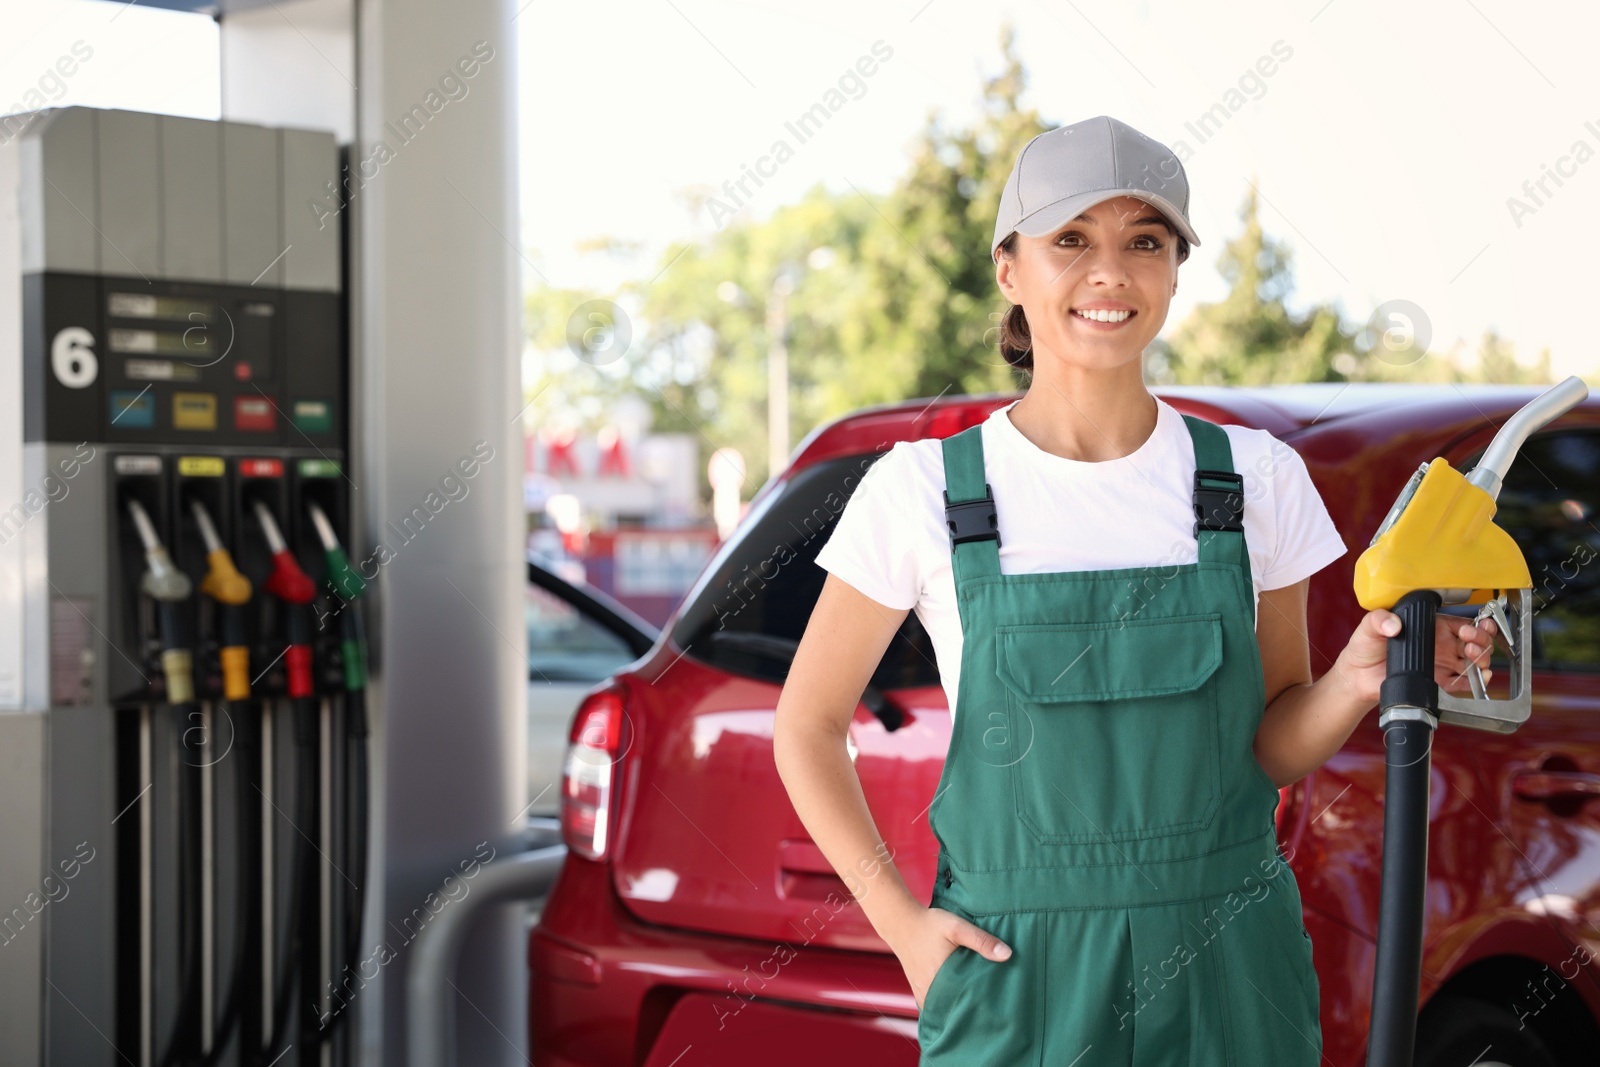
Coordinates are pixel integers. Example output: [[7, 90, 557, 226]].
[[669, 451, 939, 690]]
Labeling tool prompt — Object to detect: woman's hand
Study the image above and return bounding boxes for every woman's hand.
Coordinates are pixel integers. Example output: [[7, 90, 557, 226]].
[[1335, 607, 1498, 711], [894, 906, 1012, 1012]]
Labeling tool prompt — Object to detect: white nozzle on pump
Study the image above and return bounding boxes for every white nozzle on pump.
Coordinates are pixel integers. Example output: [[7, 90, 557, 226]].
[[125, 499, 192, 602]]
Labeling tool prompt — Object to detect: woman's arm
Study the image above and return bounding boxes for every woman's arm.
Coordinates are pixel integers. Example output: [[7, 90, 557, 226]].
[[1251, 577, 1498, 788], [774, 573, 927, 944], [774, 573, 1011, 1004]]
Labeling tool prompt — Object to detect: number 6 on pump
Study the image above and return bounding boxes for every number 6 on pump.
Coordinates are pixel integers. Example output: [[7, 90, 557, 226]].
[[50, 326, 97, 388]]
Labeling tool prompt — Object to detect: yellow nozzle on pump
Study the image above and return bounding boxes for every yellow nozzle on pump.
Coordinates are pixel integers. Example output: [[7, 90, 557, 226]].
[[200, 548, 253, 605], [219, 645, 250, 701], [1353, 458, 1532, 611]]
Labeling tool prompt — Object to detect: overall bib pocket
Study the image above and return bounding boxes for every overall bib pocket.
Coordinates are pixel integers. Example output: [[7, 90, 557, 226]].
[[994, 611, 1224, 845]]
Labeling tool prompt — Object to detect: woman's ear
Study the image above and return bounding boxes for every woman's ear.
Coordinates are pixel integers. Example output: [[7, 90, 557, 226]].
[[995, 252, 1019, 303]]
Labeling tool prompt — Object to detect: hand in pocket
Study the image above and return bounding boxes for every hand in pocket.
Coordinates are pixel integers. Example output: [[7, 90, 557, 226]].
[[901, 906, 1012, 1012]]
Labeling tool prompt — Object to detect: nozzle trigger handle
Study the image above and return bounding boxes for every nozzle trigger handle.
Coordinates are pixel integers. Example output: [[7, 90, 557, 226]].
[[323, 546, 367, 601], [264, 550, 316, 605], [200, 549, 253, 605]]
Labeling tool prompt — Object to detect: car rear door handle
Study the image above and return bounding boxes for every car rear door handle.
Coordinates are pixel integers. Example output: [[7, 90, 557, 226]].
[[1513, 770, 1600, 802]]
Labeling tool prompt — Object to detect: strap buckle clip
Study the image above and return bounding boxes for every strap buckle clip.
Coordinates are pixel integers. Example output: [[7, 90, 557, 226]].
[[944, 484, 1000, 551], [1193, 469, 1244, 537]]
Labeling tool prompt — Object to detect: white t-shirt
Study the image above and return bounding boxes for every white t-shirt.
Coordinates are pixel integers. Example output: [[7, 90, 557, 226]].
[[813, 396, 1349, 721]]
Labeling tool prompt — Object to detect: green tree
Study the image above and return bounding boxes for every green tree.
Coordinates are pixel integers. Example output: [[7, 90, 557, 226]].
[[1156, 183, 1355, 386], [520, 19, 1565, 509], [858, 22, 1047, 406], [523, 23, 1051, 492], [1467, 327, 1552, 384]]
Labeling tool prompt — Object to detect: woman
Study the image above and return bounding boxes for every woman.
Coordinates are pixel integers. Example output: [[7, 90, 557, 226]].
[[771, 114, 1498, 1063]]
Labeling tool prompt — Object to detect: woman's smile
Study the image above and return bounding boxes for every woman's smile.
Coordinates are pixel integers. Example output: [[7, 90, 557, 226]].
[[1070, 306, 1138, 331]]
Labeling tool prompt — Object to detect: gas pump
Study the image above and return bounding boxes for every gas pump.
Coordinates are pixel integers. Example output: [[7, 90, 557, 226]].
[[0, 106, 365, 1067], [1355, 375, 1590, 1067]]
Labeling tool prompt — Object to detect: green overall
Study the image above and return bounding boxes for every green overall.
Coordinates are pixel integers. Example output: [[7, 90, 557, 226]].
[[916, 414, 1323, 1065]]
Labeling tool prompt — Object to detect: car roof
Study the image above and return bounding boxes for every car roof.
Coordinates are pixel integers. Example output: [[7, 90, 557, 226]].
[[784, 381, 1595, 475]]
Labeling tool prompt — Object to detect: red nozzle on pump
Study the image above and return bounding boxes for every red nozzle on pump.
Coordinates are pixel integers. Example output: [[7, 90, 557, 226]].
[[252, 500, 316, 605], [265, 550, 316, 605], [284, 644, 315, 699]]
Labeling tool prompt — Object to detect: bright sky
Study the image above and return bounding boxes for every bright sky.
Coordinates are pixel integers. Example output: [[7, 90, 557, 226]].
[[5, 0, 1599, 380]]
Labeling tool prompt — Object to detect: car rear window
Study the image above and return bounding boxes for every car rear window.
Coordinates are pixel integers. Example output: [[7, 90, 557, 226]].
[[669, 452, 940, 690]]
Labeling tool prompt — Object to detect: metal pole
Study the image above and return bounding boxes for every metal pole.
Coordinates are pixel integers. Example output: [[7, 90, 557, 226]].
[[405, 847, 566, 1067]]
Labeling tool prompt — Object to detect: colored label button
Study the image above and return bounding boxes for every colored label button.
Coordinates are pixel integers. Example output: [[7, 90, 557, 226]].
[[292, 399, 332, 434], [239, 458, 283, 478], [234, 395, 277, 432], [113, 455, 163, 476], [109, 389, 155, 428], [177, 456, 225, 477], [298, 459, 342, 478], [173, 392, 217, 430]]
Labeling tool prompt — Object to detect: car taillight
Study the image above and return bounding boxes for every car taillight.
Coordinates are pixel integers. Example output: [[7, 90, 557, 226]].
[[561, 688, 627, 861]]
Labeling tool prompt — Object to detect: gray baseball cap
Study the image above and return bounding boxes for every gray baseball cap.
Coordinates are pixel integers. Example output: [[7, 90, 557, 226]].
[[991, 115, 1200, 258]]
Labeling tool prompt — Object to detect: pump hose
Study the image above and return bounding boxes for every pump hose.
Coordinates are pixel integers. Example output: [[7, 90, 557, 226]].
[[338, 603, 371, 1035], [1366, 589, 1441, 1067], [191, 700, 257, 1066], [344, 684, 370, 1004], [305, 685, 371, 1047], [258, 696, 318, 1066], [152, 702, 205, 1067], [304, 604, 370, 1049]]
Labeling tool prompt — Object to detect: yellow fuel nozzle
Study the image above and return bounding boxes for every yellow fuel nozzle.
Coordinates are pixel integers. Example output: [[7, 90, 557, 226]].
[[192, 501, 252, 606], [1353, 457, 1531, 612], [190, 499, 253, 701], [1352, 376, 1588, 733], [203, 547, 252, 604]]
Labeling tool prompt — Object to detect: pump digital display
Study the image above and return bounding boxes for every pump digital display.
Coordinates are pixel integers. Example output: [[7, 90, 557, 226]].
[[107, 292, 216, 323], [110, 328, 217, 358], [124, 358, 202, 382]]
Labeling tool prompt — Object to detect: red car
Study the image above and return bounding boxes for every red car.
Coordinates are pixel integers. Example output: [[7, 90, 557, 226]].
[[530, 384, 1600, 1066]]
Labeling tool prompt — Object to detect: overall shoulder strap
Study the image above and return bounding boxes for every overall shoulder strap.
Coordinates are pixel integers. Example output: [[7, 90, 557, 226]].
[[940, 424, 1000, 582], [1181, 412, 1255, 592]]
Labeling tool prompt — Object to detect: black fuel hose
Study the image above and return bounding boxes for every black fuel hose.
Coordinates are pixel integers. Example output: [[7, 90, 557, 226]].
[[257, 695, 318, 1067], [152, 700, 204, 1067], [303, 601, 370, 1052], [193, 698, 258, 1066], [1366, 589, 1441, 1067], [344, 682, 370, 1001]]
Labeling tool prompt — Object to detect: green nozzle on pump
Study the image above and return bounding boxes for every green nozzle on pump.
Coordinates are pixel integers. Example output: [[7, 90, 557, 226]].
[[306, 501, 366, 602], [306, 500, 367, 692]]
